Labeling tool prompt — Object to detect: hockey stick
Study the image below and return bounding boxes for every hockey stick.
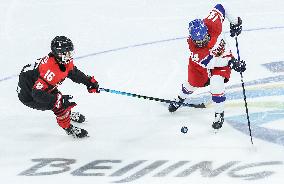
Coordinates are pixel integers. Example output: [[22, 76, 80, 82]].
[[99, 87, 206, 108], [235, 36, 253, 145]]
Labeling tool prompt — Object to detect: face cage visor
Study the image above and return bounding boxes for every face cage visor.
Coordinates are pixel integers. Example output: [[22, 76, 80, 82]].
[[192, 34, 210, 48], [58, 50, 74, 64]]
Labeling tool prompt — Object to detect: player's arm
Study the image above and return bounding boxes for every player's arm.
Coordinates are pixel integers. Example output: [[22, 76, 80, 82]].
[[213, 3, 242, 37], [206, 53, 234, 69], [31, 78, 56, 108], [67, 66, 90, 85], [68, 66, 99, 93], [201, 50, 245, 73], [207, 36, 234, 68], [196, 34, 231, 69], [199, 54, 232, 69], [211, 3, 238, 24]]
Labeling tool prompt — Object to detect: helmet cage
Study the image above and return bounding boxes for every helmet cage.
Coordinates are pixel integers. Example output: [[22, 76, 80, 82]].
[[51, 36, 74, 64], [57, 50, 74, 64], [192, 34, 210, 47]]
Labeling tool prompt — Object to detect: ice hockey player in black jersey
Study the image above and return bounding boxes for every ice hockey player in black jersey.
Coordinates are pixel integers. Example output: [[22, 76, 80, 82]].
[[17, 36, 99, 138]]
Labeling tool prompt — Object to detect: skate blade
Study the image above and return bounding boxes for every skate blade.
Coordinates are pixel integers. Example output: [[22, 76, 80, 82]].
[[212, 129, 220, 134], [70, 119, 88, 124], [77, 135, 90, 139]]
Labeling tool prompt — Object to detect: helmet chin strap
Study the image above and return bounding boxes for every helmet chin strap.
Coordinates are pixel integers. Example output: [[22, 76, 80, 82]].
[[55, 59, 67, 72]]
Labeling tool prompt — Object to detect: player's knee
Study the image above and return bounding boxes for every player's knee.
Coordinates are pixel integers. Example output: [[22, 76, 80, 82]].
[[210, 75, 225, 94]]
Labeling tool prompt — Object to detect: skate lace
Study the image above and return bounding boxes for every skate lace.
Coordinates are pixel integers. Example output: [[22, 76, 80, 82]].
[[71, 126, 82, 136], [70, 112, 80, 121], [214, 113, 224, 123]]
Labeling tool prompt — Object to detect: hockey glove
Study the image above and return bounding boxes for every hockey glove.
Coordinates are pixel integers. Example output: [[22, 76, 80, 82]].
[[230, 17, 242, 37], [228, 58, 246, 73], [54, 93, 77, 110], [64, 124, 88, 138], [87, 76, 100, 93]]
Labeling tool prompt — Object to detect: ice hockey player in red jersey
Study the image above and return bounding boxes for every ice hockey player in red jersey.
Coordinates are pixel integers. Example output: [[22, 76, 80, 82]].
[[17, 36, 99, 138], [168, 4, 246, 129]]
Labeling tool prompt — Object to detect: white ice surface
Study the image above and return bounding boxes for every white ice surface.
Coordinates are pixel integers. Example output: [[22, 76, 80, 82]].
[[0, 0, 284, 183]]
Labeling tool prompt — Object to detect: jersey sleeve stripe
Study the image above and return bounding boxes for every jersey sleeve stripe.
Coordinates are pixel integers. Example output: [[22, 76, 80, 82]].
[[200, 55, 213, 67], [214, 4, 225, 19]]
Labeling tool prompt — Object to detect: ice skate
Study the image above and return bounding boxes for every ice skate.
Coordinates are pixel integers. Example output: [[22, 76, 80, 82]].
[[70, 112, 85, 123], [168, 96, 185, 112], [212, 112, 224, 130], [64, 124, 88, 138]]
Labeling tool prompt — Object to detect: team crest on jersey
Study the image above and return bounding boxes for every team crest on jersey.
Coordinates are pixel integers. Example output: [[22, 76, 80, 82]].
[[35, 82, 44, 89]]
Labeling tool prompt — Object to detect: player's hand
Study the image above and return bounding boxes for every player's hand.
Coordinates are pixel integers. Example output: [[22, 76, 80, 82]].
[[228, 58, 246, 73], [230, 17, 242, 37], [87, 76, 100, 93]]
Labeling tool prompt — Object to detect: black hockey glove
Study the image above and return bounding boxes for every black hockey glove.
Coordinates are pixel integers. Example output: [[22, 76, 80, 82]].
[[54, 94, 77, 110], [228, 58, 246, 73], [86, 76, 100, 93], [230, 17, 242, 37]]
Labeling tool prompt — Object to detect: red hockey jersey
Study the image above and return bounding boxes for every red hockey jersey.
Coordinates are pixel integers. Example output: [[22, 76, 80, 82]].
[[188, 4, 233, 70], [33, 56, 74, 92]]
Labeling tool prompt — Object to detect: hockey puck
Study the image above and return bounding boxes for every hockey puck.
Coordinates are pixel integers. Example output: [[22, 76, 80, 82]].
[[181, 126, 188, 134]]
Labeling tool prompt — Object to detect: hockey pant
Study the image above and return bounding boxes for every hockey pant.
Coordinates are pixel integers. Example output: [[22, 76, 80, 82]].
[[23, 99, 74, 129], [179, 75, 225, 113]]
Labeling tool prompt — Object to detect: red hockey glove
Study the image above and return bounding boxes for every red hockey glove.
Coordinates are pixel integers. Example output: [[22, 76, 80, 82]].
[[87, 76, 100, 93], [54, 93, 77, 110]]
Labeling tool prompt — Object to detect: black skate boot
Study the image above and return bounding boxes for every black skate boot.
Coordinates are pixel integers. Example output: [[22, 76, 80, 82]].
[[64, 124, 88, 138], [70, 112, 85, 123], [212, 112, 224, 130], [168, 96, 185, 112]]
